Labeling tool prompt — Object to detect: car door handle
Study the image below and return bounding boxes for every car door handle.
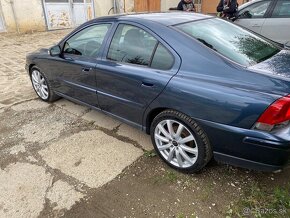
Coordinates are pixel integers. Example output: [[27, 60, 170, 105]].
[[82, 67, 92, 72], [141, 82, 154, 88], [64, 57, 74, 61]]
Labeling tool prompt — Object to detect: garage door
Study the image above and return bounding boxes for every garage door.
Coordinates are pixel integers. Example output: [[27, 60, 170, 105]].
[[43, 0, 95, 30]]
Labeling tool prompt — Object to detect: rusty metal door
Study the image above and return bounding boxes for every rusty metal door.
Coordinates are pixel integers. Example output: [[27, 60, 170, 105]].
[[43, 0, 95, 30], [72, 0, 94, 26], [44, 0, 73, 30]]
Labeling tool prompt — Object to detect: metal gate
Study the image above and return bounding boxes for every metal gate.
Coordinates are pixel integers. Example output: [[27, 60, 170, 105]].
[[43, 0, 95, 30]]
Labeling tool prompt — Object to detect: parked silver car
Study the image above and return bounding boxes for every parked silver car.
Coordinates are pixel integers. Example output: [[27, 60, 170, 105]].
[[234, 0, 290, 44]]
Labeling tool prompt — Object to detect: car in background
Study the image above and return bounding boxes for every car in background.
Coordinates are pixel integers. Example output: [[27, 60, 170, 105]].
[[26, 12, 290, 173], [234, 0, 290, 44]]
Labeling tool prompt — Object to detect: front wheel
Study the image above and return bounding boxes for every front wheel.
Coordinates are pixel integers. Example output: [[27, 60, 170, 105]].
[[30, 67, 60, 102], [150, 110, 212, 173]]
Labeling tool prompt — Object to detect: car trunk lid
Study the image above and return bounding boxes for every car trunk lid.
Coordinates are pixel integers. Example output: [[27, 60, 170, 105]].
[[249, 50, 290, 79]]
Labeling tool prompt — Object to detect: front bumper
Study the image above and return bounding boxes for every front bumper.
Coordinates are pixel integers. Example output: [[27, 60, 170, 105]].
[[197, 119, 290, 172]]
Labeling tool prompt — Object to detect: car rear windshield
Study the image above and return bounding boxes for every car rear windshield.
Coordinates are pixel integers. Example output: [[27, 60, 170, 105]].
[[175, 18, 281, 66]]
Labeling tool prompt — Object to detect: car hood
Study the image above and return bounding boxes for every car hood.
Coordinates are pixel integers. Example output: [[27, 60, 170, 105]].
[[249, 50, 290, 79]]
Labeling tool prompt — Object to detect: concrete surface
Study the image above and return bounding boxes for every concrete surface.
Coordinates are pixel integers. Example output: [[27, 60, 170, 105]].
[[0, 163, 51, 218], [0, 30, 151, 217], [40, 130, 143, 188]]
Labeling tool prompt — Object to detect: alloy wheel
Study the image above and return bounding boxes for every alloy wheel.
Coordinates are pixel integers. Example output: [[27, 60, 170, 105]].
[[154, 119, 198, 168], [31, 70, 49, 100]]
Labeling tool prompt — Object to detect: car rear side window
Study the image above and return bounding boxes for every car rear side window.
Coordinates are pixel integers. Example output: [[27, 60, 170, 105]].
[[107, 24, 158, 66], [176, 18, 280, 66], [63, 24, 111, 57], [272, 0, 290, 18], [150, 43, 174, 70]]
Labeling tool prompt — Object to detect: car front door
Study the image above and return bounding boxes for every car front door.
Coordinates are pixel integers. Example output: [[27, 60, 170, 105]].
[[53, 23, 112, 108], [261, 0, 290, 43], [235, 0, 272, 34], [95, 23, 180, 127]]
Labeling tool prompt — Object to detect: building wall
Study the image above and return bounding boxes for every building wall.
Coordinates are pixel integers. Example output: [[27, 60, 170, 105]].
[[1, 0, 247, 33], [201, 0, 246, 14], [161, 0, 180, 11], [94, 0, 113, 16], [0, 0, 46, 33]]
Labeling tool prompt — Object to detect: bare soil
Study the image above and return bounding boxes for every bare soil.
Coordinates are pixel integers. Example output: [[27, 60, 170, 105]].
[[63, 155, 290, 218]]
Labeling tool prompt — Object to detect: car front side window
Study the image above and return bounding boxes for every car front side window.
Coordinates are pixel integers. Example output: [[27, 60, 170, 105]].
[[239, 1, 271, 19], [63, 24, 111, 57], [272, 0, 290, 18], [107, 24, 158, 66]]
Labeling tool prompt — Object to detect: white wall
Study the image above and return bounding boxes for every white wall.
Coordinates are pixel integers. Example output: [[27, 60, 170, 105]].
[[161, 0, 180, 11], [0, 0, 183, 33], [0, 0, 46, 33]]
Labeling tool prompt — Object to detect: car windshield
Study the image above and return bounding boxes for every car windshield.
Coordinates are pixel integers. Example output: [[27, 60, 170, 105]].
[[175, 18, 281, 66]]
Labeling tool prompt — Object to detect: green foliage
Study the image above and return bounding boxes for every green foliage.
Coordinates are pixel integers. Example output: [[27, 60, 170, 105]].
[[143, 150, 157, 158], [226, 183, 290, 218]]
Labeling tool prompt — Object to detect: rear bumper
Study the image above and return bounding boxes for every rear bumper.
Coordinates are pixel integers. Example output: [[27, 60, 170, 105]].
[[196, 119, 290, 172], [214, 151, 290, 172]]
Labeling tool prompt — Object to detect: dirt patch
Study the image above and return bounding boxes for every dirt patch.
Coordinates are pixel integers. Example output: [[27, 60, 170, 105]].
[[63, 155, 290, 218]]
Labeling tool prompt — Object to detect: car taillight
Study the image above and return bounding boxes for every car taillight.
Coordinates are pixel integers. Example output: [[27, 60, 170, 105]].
[[253, 95, 290, 132]]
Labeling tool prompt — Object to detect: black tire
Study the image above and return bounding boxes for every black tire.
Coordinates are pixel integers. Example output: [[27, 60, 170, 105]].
[[30, 67, 60, 102], [150, 110, 212, 173]]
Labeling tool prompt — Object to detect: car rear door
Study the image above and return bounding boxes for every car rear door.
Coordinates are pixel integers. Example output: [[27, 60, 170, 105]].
[[235, 0, 273, 34], [261, 0, 290, 43], [95, 22, 181, 127]]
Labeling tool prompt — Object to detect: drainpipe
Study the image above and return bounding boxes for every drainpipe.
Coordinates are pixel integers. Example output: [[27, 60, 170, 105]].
[[9, 0, 19, 33], [113, 0, 117, 14]]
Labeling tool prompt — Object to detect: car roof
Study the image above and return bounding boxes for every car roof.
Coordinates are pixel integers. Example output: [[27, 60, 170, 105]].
[[89, 12, 212, 26]]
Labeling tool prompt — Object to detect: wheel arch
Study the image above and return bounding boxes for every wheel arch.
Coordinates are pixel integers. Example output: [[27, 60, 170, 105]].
[[29, 64, 37, 75], [145, 107, 196, 135], [145, 107, 169, 134]]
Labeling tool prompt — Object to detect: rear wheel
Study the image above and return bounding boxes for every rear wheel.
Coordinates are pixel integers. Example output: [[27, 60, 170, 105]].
[[150, 110, 212, 173], [30, 67, 60, 102]]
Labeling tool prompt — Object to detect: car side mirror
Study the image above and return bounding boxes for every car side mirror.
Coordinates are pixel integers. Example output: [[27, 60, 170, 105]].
[[49, 45, 61, 56]]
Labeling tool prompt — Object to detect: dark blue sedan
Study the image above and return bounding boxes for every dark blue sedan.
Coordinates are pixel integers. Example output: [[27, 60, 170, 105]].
[[26, 12, 290, 173]]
